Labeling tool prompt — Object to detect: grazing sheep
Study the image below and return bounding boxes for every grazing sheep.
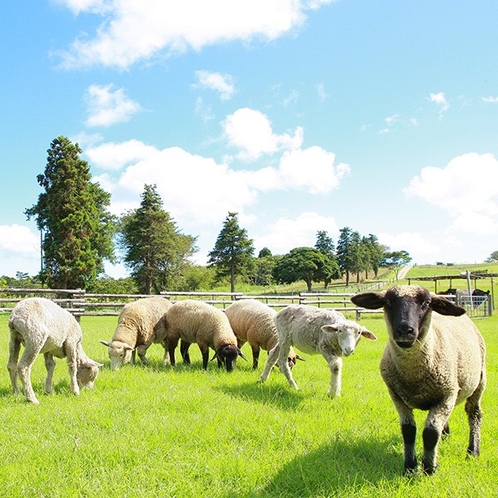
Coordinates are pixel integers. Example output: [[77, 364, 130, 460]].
[[224, 299, 303, 370], [351, 285, 486, 475], [7, 297, 102, 405], [100, 297, 174, 370], [258, 305, 376, 397], [165, 300, 245, 371]]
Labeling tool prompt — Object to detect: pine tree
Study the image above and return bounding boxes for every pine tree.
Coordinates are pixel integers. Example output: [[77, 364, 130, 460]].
[[119, 184, 197, 294], [25, 136, 116, 289], [207, 212, 255, 292]]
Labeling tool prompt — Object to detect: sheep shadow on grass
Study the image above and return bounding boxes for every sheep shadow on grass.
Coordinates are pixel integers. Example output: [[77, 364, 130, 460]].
[[251, 436, 402, 497], [218, 381, 307, 411]]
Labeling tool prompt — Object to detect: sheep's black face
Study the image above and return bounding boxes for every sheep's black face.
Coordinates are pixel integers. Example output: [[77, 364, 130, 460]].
[[218, 345, 239, 372], [384, 286, 432, 348]]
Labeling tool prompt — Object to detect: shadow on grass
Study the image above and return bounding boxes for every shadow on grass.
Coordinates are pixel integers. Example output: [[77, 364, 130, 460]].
[[242, 436, 402, 497], [218, 381, 307, 411]]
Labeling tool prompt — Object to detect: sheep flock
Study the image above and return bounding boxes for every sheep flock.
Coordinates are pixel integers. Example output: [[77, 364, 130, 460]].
[[3, 286, 489, 476]]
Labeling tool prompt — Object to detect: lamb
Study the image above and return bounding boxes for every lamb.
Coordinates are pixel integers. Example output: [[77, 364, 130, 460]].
[[164, 299, 245, 371], [100, 296, 174, 370], [224, 299, 303, 370], [351, 285, 486, 475], [7, 297, 102, 405], [258, 305, 377, 397]]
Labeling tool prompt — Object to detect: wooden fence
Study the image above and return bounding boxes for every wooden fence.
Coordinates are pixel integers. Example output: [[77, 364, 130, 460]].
[[0, 288, 380, 320]]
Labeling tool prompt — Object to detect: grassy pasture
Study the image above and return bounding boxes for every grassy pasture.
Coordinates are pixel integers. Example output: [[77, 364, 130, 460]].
[[0, 311, 497, 497]]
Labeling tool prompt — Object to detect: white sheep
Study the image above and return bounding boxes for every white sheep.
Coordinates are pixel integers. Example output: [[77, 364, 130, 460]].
[[7, 297, 102, 405], [258, 304, 377, 397], [224, 299, 303, 370], [351, 285, 487, 475], [165, 300, 245, 371], [100, 297, 174, 370]]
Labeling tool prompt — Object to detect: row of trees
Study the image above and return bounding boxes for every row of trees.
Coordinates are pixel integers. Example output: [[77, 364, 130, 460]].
[[23, 136, 411, 294]]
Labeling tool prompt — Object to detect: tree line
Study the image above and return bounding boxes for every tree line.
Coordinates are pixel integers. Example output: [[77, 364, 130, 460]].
[[14, 136, 412, 294]]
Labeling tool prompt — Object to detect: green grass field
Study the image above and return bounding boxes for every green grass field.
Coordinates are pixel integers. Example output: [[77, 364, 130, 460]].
[[0, 308, 497, 496]]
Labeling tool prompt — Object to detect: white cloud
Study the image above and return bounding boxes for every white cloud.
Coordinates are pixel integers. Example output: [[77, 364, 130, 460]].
[[194, 70, 235, 100], [429, 92, 449, 117], [255, 212, 339, 255], [223, 108, 303, 160], [482, 96, 498, 103], [0, 225, 39, 255], [276, 147, 350, 194], [86, 139, 158, 170], [85, 84, 142, 127], [378, 231, 440, 264], [57, 0, 334, 69], [404, 152, 498, 236]]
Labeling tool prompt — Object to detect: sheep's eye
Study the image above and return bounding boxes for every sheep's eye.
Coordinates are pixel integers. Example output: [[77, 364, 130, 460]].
[[421, 299, 430, 310]]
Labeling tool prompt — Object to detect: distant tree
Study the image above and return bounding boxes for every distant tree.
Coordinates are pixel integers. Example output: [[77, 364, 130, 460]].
[[119, 184, 197, 294], [362, 234, 384, 279], [315, 230, 335, 256], [486, 251, 498, 263], [336, 227, 359, 286], [250, 248, 276, 287], [315, 230, 340, 289], [382, 250, 412, 279], [25, 136, 116, 289], [273, 247, 334, 292], [207, 212, 255, 292]]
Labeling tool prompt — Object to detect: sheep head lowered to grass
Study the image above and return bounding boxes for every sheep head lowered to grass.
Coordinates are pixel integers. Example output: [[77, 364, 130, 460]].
[[351, 285, 486, 475]]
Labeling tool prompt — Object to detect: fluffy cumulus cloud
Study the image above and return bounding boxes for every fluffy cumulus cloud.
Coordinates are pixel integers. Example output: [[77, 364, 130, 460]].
[[255, 212, 339, 255], [57, 0, 335, 69], [194, 70, 235, 100], [0, 225, 39, 255], [85, 84, 142, 127], [223, 108, 303, 160], [404, 152, 498, 235]]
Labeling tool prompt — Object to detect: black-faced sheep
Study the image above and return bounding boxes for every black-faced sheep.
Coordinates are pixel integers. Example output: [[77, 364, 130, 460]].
[[7, 297, 102, 405], [100, 297, 174, 370], [164, 300, 245, 371], [224, 299, 303, 370], [258, 305, 376, 397], [351, 285, 486, 475]]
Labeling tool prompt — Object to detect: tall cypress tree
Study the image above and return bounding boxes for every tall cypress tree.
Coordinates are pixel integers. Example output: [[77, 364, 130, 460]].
[[207, 212, 255, 292], [119, 184, 197, 294], [25, 136, 116, 289]]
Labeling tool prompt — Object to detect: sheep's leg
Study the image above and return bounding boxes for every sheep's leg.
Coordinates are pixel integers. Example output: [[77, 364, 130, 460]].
[[251, 346, 260, 370], [258, 343, 279, 382], [326, 356, 342, 398], [65, 345, 80, 396], [180, 340, 191, 364], [43, 353, 56, 395], [276, 337, 298, 390], [422, 401, 455, 475], [200, 346, 209, 370], [17, 347, 42, 405], [136, 345, 150, 365], [465, 380, 485, 457], [388, 388, 418, 473], [7, 333, 22, 395]]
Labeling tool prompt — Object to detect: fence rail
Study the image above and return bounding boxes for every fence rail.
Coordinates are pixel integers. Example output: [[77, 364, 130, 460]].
[[0, 288, 491, 319]]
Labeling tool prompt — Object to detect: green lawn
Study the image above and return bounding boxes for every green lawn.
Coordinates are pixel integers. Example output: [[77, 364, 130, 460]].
[[0, 311, 497, 497]]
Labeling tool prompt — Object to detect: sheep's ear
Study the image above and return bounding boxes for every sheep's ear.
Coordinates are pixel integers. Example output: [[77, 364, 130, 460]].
[[361, 327, 377, 341], [430, 295, 466, 317], [99, 340, 111, 347], [210, 351, 218, 362], [295, 355, 306, 362], [238, 348, 247, 361], [123, 344, 135, 351], [351, 291, 386, 309], [321, 324, 337, 334]]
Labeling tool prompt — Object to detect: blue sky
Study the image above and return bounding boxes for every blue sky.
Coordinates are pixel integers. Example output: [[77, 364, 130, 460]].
[[1, 0, 498, 279]]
